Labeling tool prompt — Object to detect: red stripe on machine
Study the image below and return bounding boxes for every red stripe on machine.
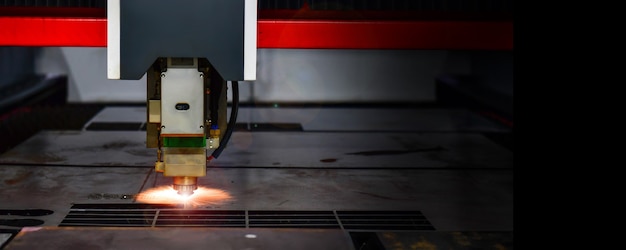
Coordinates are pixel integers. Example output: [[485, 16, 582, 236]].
[[0, 17, 512, 50]]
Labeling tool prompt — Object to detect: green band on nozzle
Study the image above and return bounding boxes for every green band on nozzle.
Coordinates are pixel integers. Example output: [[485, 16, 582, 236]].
[[163, 137, 206, 147]]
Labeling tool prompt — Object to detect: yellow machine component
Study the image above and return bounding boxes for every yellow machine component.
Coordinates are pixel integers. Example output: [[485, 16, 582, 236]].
[[208, 127, 221, 149], [209, 128, 220, 137], [162, 148, 206, 177], [148, 100, 161, 123]]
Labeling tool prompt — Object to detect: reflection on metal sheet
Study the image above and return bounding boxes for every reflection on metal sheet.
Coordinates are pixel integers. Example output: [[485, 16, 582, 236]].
[[1, 233, 13, 247]]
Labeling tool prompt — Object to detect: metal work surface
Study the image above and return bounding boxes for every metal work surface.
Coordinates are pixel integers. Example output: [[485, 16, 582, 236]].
[[0, 131, 511, 168], [0, 165, 146, 229], [378, 231, 513, 249], [148, 168, 513, 231], [0, 233, 11, 248], [85, 107, 510, 132], [84, 107, 146, 124], [0, 164, 512, 231], [0, 106, 513, 248], [6, 227, 354, 250], [0, 131, 152, 167], [234, 107, 510, 132]]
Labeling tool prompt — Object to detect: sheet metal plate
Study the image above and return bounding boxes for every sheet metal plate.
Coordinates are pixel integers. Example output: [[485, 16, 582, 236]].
[[5, 227, 354, 250], [0, 131, 511, 169], [0, 165, 147, 229], [83, 107, 147, 125], [145, 167, 513, 231], [0, 106, 512, 239], [0, 131, 153, 167], [244, 107, 510, 132], [1, 164, 512, 231], [0, 233, 11, 247], [377, 231, 513, 250]]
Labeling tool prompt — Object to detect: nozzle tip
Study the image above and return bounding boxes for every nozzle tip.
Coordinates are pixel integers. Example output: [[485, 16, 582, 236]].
[[173, 184, 197, 197]]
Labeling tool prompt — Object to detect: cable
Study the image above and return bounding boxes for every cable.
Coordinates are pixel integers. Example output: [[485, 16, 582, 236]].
[[210, 80, 238, 160]]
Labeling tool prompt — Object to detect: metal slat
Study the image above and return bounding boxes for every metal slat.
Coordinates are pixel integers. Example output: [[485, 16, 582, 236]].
[[153, 219, 244, 222], [66, 211, 157, 215], [152, 211, 245, 215], [155, 221, 245, 225], [58, 223, 150, 227], [155, 216, 245, 220], [249, 216, 337, 220], [248, 211, 333, 215], [249, 218, 337, 221], [343, 225, 436, 230], [155, 225, 245, 228], [340, 220, 432, 225], [65, 215, 153, 219], [248, 224, 340, 228], [60, 219, 151, 225]]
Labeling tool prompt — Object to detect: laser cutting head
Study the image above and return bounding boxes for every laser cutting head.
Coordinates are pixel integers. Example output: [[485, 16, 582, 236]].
[[106, 1, 256, 193], [173, 176, 198, 196]]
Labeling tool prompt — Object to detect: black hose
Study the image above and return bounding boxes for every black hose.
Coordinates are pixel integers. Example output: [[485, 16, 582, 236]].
[[210, 81, 238, 159], [209, 74, 223, 126]]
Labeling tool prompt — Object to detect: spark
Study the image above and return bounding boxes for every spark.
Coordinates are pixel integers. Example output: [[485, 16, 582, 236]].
[[136, 186, 233, 208]]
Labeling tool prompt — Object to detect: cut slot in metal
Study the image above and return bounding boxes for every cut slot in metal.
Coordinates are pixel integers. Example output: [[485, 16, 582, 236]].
[[60, 204, 435, 231]]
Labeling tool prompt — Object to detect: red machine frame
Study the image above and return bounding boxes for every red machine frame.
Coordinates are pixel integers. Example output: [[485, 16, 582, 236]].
[[0, 6, 512, 50]]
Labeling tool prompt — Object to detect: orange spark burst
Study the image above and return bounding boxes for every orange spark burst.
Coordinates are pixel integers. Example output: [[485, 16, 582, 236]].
[[135, 186, 233, 207]]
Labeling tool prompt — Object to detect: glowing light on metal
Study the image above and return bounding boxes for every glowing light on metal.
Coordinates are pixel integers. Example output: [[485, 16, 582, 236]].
[[136, 186, 232, 207]]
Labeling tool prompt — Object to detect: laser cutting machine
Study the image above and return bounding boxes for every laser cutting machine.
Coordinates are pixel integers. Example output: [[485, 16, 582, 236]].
[[1, 1, 514, 249]]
